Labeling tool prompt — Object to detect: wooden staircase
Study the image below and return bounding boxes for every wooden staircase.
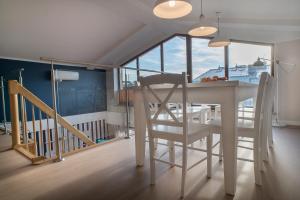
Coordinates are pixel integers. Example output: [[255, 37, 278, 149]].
[[8, 80, 96, 164]]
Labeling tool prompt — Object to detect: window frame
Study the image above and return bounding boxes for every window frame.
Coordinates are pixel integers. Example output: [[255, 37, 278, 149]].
[[120, 34, 274, 87], [138, 45, 162, 77], [163, 35, 189, 78], [227, 39, 274, 81]]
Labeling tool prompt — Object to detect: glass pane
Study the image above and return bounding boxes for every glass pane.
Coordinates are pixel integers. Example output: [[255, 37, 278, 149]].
[[124, 59, 137, 69], [229, 42, 272, 107], [164, 36, 187, 74], [122, 60, 137, 87], [192, 38, 225, 82], [122, 69, 137, 87], [139, 46, 161, 73], [229, 42, 272, 84]]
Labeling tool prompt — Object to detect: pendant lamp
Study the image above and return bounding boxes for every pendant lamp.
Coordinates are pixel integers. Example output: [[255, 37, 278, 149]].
[[208, 12, 231, 47], [188, 0, 217, 36], [153, 0, 192, 19]]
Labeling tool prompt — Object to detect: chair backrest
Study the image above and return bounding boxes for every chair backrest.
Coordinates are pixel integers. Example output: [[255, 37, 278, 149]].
[[261, 74, 275, 143], [254, 72, 269, 130], [262, 75, 275, 114], [139, 73, 188, 139], [254, 72, 271, 135], [266, 76, 276, 113]]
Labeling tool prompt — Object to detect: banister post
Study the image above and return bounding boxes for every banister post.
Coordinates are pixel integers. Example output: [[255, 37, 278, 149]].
[[8, 80, 21, 148], [51, 61, 63, 162]]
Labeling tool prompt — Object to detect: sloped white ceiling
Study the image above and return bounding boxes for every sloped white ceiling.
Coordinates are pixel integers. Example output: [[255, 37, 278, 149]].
[[0, 0, 145, 62], [0, 0, 300, 66]]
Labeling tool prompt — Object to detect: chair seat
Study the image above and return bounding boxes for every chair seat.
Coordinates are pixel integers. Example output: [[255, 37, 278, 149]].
[[155, 107, 209, 122], [205, 118, 255, 138], [152, 122, 210, 143]]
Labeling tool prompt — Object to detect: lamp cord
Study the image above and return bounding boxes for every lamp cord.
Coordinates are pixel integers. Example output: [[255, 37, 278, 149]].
[[200, 0, 203, 15], [216, 12, 221, 35]]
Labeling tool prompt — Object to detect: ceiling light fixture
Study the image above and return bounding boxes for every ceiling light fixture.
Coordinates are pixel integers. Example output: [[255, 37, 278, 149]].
[[208, 12, 231, 47], [188, 0, 217, 36], [153, 0, 192, 19]]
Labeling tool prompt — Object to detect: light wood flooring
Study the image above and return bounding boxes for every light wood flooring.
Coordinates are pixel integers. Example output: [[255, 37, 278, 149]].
[[0, 127, 300, 200]]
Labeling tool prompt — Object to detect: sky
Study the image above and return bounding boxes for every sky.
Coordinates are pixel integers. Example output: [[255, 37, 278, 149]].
[[123, 36, 272, 82], [192, 38, 224, 77]]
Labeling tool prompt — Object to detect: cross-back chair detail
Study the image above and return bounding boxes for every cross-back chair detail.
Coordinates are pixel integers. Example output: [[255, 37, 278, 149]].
[[140, 73, 187, 131]]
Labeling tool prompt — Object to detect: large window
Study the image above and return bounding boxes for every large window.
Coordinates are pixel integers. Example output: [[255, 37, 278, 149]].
[[192, 38, 224, 82], [121, 34, 273, 88], [228, 42, 272, 84], [163, 36, 187, 74], [139, 46, 161, 77]]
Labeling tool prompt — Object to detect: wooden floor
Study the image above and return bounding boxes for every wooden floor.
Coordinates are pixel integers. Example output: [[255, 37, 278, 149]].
[[0, 127, 300, 200]]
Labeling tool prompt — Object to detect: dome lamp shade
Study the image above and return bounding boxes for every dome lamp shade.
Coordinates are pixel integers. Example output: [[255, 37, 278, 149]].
[[153, 0, 192, 19]]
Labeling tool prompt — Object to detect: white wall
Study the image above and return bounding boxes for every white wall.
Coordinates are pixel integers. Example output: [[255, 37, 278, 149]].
[[275, 39, 300, 125]]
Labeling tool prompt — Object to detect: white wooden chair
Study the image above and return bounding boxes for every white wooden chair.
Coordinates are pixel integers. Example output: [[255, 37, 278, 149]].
[[261, 75, 275, 161], [236, 75, 276, 161], [206, 72, 271, 186], [139, 72, 212, 198]]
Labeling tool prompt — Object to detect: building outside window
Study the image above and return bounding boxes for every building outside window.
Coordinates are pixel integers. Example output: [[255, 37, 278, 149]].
[[228, 42, 272, 84], [229, 42, 272, 106]]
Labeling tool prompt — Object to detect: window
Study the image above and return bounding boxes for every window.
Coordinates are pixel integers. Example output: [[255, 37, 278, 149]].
[[229, 42, 272, 107], [163, 36, 187, 74], [228, 42, 272, 84], [122, 59, 137, 87], [139, 46, 161, 77], [120, 34, 273, 89], [192, 38, 225, 82]]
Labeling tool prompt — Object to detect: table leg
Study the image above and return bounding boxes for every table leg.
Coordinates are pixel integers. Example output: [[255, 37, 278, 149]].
[[134, 93, 146, 167], [221, 89, 238, 195]]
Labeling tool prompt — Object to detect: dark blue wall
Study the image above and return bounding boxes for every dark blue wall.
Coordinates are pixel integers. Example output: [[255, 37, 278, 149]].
[[0, 58, 107, 122]]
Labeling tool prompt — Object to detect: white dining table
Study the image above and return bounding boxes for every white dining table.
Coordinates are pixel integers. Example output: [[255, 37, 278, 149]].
[[132, 80, 258, 196]]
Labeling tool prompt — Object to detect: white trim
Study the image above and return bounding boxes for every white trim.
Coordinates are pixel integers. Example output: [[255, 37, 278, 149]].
[[0, 56, 50, 64], [278, 120, 300, 126], [0, 56, 94, 68]]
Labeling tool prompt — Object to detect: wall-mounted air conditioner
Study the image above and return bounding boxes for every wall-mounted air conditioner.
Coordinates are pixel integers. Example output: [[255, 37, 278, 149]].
[[55, 70, 79, 81]]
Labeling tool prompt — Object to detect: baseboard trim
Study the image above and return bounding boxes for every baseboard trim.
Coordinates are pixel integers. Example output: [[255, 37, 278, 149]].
[[278, 120, 300, 126]]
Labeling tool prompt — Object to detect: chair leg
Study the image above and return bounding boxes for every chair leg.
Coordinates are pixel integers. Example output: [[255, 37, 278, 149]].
[[180, 143, 188, 198], [219, 134, 223, 162], [262, 114, 272, 162], [154, 138, 158, 151], [253, 135, 262, 185], [261, 130, 269, 163], [168, 141, 175, 167], [149, 136, 156, 185], [207, 134, 212, 178]]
